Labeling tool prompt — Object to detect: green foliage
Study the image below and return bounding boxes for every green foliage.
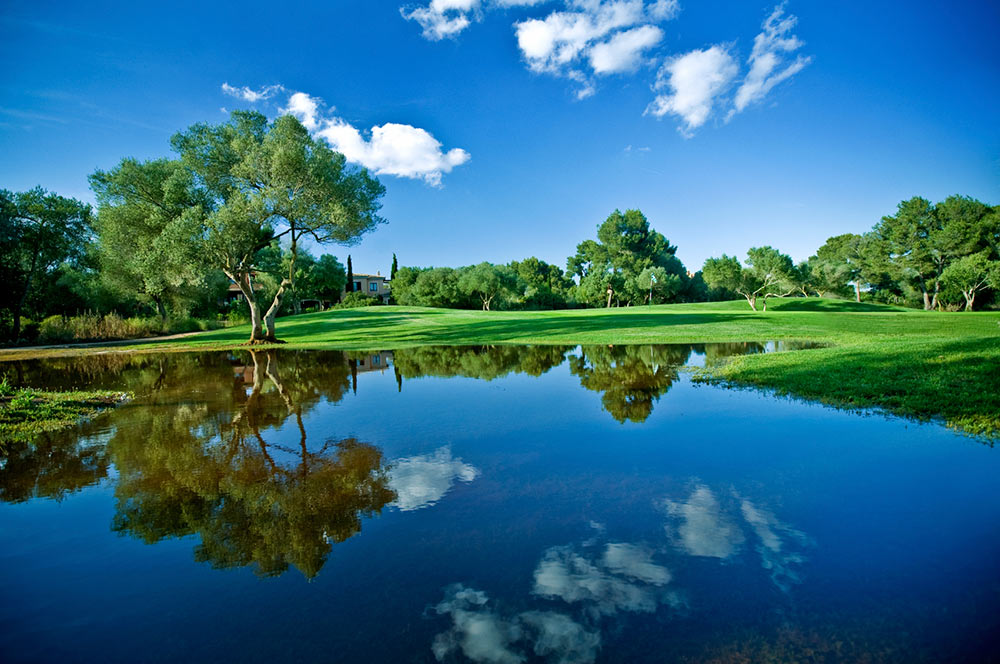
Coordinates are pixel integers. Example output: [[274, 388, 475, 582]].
[[89, 158, 212, 319], [171, 110, 386, 341], [0, 187, 93, 340], [567, 209, 688, 307], [37, 313, 220, 343], [457, 262, 518, 310], [0, 388, 130, 446], [940, 252, 1000, 310], [508, 256, 574, 309], [702, 247, 796, 311], [336, 292, 380, 308]]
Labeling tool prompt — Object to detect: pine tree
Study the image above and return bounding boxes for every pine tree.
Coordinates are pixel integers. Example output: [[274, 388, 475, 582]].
[[347, 255, 354, 291], [391, 253, 398, 280]]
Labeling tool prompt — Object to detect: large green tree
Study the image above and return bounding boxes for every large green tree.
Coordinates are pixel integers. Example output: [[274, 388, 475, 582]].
[[171, 111, 385, 342], [702, 246, 796, 311], [457, 262, 517, 311], [0, 188, 92, 340], [89, 158, 211, 319], [567, 209, 687, 307]]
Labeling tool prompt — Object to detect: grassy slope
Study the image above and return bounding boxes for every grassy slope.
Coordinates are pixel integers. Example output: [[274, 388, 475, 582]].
[[2, 298, 998, 438]]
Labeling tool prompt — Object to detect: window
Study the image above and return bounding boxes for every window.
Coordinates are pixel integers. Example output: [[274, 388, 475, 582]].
[[370, 282, 378, 292], [353, 281, 361, 291]]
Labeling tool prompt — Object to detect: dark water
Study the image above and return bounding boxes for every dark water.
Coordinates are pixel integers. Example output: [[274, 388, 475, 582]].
[[0, 344, 997, 663]]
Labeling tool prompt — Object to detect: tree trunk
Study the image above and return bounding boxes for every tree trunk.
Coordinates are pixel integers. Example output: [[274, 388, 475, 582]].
[[854, 282, 861, 303], [745, 294, 757, 311], [922, 290, 932, 311], [262, 239, 298, 343], [963, 291, 975, 311], [228, 271, 264, 343], [762, 297, 768, 312], [153, 296, 167, 322]]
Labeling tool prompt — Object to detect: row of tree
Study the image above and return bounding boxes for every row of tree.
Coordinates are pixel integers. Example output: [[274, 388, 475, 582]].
[[701, 196, 1000, 311], [3, 108, 998, 344]]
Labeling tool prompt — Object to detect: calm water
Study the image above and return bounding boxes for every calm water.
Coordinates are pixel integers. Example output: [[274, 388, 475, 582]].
[[1, 344, 997, 663]]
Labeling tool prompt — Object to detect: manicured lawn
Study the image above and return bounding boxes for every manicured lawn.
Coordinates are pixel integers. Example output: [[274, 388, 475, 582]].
[[2, 298, 998, 439]]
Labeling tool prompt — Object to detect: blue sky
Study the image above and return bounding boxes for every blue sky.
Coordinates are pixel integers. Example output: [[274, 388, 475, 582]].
[[2, 0, 998, 275]]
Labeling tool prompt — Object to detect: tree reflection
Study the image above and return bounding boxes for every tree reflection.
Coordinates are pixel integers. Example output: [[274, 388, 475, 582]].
[[108, 350, 394, 579], [391, 345, 572, 382], [0, 430, 110, 503], [569, 345, 692, 423]]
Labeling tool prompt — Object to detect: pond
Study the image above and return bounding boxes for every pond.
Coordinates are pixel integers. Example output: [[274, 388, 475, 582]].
[[0, 344, 997, 663]]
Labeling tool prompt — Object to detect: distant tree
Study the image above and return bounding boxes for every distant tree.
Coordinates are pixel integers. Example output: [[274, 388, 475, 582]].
[[458, 262, 517, 310], [508, 256, 573, 309], [701, 246, 795, 311], [636, 265, 682, 304], [312, 254, 347, 304], [409, 267, 464, 308], [387, 266, 424, 305], [812, 233, 870, 301], [390, 253, 398, 280], [940, 252, 1000, 311], [171, 111, 384, 343], [567, 209, 687, 307], [0, 188, 92, 340], [89, 158, 211, 320], [346, 254, 354, 292]]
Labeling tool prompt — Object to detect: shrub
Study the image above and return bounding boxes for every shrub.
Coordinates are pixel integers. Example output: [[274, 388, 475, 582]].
[[39, 315, 74, 343], [336, 292, 381, 309]]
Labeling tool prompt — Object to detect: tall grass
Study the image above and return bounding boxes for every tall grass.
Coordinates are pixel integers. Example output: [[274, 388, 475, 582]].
[[37, 313, 222, 343]]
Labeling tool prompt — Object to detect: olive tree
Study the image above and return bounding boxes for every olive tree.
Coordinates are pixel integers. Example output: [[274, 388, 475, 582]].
[[171, 111, 384, 342], [702, 246, 795, 311]]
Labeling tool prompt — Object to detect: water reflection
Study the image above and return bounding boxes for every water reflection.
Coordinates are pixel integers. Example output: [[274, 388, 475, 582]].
[[661, 484, 811, 592], [108, 350, 395, 579], [388, 446, 480, 511], [432, 487, 809, 663]]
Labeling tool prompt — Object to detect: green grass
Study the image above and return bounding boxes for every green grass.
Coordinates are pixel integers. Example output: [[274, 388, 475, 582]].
[[0, 386, 131, 446], [2, 298, 998, 439]]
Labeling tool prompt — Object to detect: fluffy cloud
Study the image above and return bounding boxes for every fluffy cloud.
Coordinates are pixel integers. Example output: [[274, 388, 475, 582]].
[[729, 4, 811, 119], [661, 484, 812, 592], [661, 485, 745, 558], [645, 45, 738, 136], [588, 24, 663, 75], [532, 542, 672, 616], [401, 0, 480, 40], [513, 1, 675, 96], [388, 446, 479, 510], [432, 584, 600, 664], [220, 83, 285, 103], [278, 91, 470, 186]]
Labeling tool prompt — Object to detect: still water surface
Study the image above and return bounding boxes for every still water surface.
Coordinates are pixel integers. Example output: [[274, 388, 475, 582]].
[[0, 344, 997, 662]]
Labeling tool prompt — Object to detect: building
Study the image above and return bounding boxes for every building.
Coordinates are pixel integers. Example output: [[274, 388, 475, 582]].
[[345, 272, 391, 303]]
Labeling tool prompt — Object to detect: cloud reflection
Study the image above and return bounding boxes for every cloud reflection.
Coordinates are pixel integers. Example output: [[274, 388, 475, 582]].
[[661, 485, 745, 559], [432, 584, 600, 664], [662, 484, 811, 591], [388, 446, 479, 511]]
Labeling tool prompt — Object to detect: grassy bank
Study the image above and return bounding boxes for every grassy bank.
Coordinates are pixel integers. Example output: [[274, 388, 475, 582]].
[[0, 385, 131, 446], [1, 298, 997, 438]]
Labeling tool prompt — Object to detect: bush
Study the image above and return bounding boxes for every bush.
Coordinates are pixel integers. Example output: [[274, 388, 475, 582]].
[[335, 292, 381, 309], [35, 312, 220, 344]]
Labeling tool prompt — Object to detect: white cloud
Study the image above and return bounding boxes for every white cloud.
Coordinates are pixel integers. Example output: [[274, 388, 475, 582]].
[[729, 4, 811, 119], [221, 83, 285, 103], [588, 24, 663, 75], [532, 542, 671, 616], [740, 498, 811, 592], [281, 91, 321, 131], [432, 585, 600, 664], [645, 45, 738, 136], [388, 446, 479, 510], [277, 91, 470, 185], [661, 485, 745, 558], [401, 0, 482, 40]]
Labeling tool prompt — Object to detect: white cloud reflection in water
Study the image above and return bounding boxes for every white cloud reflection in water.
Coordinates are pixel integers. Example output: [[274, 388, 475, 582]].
[[388, 446, 479, 511], [661, 484, 812, 592]]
